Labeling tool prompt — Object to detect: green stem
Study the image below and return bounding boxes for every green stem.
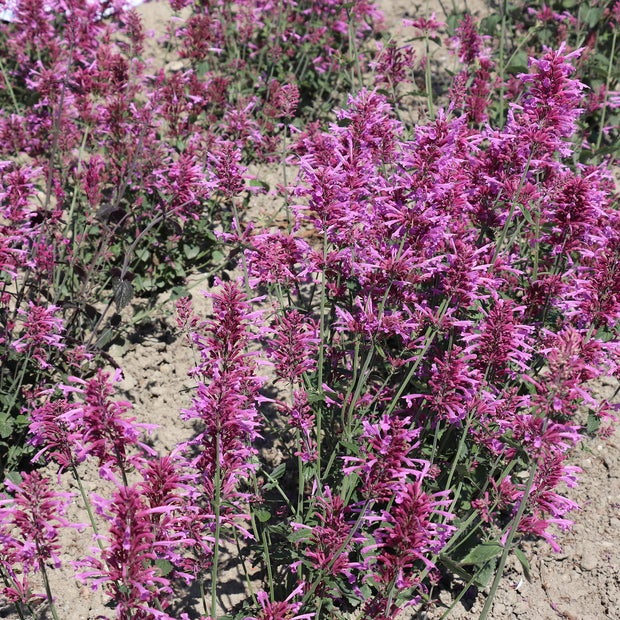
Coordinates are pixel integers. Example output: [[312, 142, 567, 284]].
[[315, 233, 329, 486], [71, 463, 101, 542], [384, 297, 450, 417], [491, 150, 534, 266], [296, 427, 304, 518], [200, 578, 208, 618], [0, 565, 30, 620], [424, 0, 434, 119], [478, 444, 544, 620], [233, 528, 260, 609], [497, 0, 507, 127], [210, 432, 222, 620], [0, 55, 19, 114], [595, 28, 618, 154], [346, 5, 363, 91], [37, 555, 60, 620], [299, 499, 372, 609]]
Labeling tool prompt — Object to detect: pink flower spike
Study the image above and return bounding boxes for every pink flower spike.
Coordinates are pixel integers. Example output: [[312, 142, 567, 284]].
[[11, 301, 65, 369], [403, 13, 446, 34], [0, 472, 80, 574], [245, 584, 315, 620]]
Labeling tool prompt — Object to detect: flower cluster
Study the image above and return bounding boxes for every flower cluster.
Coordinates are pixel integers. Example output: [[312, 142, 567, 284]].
[[1, 2, 619, 619]]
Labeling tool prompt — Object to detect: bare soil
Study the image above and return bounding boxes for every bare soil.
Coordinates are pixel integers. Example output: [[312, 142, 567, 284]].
[[2, 1, 619, 619]]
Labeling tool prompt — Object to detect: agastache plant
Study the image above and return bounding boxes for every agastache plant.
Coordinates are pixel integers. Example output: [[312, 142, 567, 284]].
[[0, 471, 83, 620], [0, 2, 619, 619]]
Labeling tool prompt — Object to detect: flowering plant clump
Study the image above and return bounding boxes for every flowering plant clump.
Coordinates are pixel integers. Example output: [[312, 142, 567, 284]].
[[0, 0, 383, 477], [0, 1, 619, 619]]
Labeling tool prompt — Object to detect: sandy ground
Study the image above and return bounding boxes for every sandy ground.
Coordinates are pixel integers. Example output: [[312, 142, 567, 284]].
[[1, 1, 619, 619]]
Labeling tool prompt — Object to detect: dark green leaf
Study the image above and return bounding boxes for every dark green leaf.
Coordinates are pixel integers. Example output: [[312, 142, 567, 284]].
[[169, 286, 191, 301], [270, 463, 286, 480], [5, 471, 23, 486], [0, 415, 13, 439], [183, 244, 200, 259], [514, 547, 531, 582], [154, 559, 174, 577], [588, 8, 605, 28], [587, 411, 601, 434], [287, 528, 310, 543], [255, 509, 271, 523], [307, 391, 325, 404], [475, 556, 496, 587], [249, 179, 270, 191], [135, 248, 149, 262], [517, 201, 535, 225], [460, 542, 503, 565], [113, 278, 134, 311]]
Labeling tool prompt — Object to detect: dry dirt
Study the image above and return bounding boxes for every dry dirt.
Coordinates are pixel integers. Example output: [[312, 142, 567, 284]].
[[2, 1, 619, 619]]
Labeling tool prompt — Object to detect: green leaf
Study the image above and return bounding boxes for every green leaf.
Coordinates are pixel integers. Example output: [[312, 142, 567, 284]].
[[168, 286, 191, 301], [154, 558, 174, 577], [249, 179, 270, 191], [588, 8, 605, 28], [204, 229, 217, 243], [513, 547, 531, 582], [0, 415, 13, 439], [438, 553, 475, 582], [135, 247, 149, 262], [481, 14, 502, 35], [460, 542, 503, 565], [183, 244, 200, 259], [255, 509, 271, 523], [594, 326, 613, 342], [505, 64, 529, 75], [517, 201, 535, 225], [195, 61, 210, 77], [587, 411, 601, 434], [287, 528, 310, 543], [113, 278, 134, 312], [475, 556, 497, 588], [5, 471, 23, 486], [270, 463, 286, 480]]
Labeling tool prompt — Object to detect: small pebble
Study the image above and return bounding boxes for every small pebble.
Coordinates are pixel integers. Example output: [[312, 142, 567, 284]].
[[581, 551, 598, 571]]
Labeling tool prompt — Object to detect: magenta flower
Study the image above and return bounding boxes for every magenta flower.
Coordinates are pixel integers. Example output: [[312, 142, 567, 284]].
[[266, 309, 319, 384], [11, 301, 65, 369], [509, 43, 587, 161], [154, 151, 213, 218], [63, 369, 156, 477], [451, 14, 491, 65], [526, 326, 604, 418], [28, 397, 75, 470], [575, 233, 620, 328], [136, 452, 205, 586], [426, 346, 481, 424], [243, 228, 313, 288], [180, 281, 265, 546], [0, 471, 81, 607], [342, 414, 426, 501], [75, 484, 174, 619], [403, 12, 445, 35], [371, 41, 416, 89], [277, 390, 317, 462], [364, 481, 455, 596], [461, 298, 533, 383], [502, 414, 582, 455], [291, 486, 364, 590], [245, 584, 314, 620]]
